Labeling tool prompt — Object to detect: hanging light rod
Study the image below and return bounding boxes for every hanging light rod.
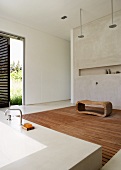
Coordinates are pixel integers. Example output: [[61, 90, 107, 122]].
[[109, 0, 117, 28], [78, 9, 84, 38]]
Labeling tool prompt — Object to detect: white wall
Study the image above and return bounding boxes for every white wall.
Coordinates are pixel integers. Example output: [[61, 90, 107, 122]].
[[71, 10, 121, 108], [0, 17, 70, 104]]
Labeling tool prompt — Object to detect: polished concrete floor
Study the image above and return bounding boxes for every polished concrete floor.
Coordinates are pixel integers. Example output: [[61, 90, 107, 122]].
[[0, 100, 74, 115]]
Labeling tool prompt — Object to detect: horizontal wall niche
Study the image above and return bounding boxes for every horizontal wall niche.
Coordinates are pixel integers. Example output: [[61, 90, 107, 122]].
[[79, 65, 121, 76]]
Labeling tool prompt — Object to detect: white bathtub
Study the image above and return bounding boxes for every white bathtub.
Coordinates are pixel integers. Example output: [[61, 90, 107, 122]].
[[0, 121, 47, 168]]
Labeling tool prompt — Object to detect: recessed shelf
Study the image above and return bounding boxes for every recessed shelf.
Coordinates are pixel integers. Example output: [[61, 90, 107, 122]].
[[79, 65, 121, 76]]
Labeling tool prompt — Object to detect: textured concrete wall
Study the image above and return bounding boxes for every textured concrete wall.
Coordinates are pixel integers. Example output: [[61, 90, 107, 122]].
[[72, 10, 121, 108]]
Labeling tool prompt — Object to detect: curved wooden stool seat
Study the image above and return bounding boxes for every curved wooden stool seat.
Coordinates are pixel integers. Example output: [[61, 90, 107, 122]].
[[76, 100, 112, 117]]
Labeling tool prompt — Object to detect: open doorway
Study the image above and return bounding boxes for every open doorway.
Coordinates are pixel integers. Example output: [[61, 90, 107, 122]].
[[0, 31, 25, 107], [10, 38, 23, 105]]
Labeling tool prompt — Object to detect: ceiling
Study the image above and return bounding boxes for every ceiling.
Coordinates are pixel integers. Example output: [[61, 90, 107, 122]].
[[0, 0, 121, 41]]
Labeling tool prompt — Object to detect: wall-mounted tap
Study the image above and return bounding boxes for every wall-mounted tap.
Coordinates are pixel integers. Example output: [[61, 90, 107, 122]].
[[96, 82, 98, 85], [5, 109, 22, 125]]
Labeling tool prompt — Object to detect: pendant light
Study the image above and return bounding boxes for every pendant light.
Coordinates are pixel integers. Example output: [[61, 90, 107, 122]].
[[78, 9, 84, 38], [109, 0, 117, 28]]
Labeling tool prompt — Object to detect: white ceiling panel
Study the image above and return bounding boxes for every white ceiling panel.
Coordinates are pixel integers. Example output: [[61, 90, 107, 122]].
[[0, 0, 121, 40]]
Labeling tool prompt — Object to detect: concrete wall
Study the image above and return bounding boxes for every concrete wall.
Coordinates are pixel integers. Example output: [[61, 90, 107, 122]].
[[0, 17, 70, 104], [71, 10, 121, 108]]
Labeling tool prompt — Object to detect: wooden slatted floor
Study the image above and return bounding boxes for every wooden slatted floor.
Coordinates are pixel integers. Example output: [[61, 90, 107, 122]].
[[22, 106, 121, 166]]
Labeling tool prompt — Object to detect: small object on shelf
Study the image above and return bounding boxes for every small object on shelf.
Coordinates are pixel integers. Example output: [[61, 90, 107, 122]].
[[116, 71, 120, 74], [105, 69, 108, 74], [108, 69, 111, 74]]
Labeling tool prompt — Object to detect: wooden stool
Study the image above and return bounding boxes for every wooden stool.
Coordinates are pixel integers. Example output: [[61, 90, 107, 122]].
[[76, 100, 112, 117]]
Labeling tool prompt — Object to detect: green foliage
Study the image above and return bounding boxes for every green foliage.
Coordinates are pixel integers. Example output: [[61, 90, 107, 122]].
[[10, 66, 22, 105], [10, 95, 22, 105], [10, 70, 22, 81], [10, 60, 22, 81], [10, 60, 22, 73], [10, 87, 22, 105], [10, 61, 15, 69], [15, 60, 21, 72]]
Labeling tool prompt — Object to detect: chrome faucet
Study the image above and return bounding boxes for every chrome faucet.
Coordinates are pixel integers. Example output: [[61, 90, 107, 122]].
[[5, 109, 22, 125]]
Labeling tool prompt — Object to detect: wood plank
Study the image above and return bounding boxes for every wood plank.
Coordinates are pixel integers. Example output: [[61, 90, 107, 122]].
[[22, 106, 121, 166]]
